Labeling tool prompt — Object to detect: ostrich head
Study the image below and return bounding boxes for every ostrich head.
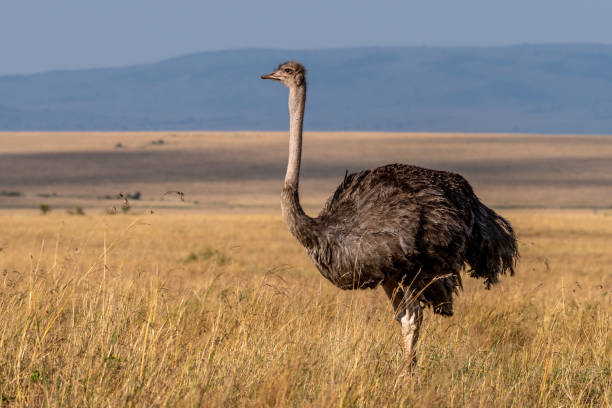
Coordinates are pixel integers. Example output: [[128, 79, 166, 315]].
[[261, 61, 306, 88]]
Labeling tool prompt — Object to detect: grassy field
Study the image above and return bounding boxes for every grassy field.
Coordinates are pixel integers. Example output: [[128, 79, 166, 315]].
[[0, 132, 611, 406], [0, 211, 610, 407]]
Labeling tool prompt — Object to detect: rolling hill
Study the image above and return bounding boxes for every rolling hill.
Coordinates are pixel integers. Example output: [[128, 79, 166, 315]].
[[2, 45, 612, 132]]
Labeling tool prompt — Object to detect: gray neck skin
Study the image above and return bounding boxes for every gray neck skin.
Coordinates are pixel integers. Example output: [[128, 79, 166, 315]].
[[281, 83, 319, 248]]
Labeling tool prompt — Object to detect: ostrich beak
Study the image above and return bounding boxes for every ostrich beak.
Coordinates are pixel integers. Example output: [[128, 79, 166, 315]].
[[261, 71, 282, 80]]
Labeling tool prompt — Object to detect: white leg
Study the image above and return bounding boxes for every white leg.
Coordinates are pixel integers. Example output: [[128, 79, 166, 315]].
[[382, 278, 423, 366], [399, 302, 423, 365]]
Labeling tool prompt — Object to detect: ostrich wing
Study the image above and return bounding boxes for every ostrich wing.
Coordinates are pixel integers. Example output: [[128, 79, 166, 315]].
[[312, 164, 474, 296]]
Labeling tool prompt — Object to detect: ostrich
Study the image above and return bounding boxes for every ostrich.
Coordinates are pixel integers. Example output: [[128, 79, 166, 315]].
[[261, 61, 518, 364]]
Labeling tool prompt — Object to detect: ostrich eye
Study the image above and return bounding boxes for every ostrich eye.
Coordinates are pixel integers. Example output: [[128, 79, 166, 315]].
[[284, 68, 292, 73]]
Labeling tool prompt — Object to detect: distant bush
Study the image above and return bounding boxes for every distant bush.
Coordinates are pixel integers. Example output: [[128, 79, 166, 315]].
[[184, 252, 198, 262], [97, 195, 114, 200], [39, 204, 51, 214], [97, 192, 140, 200], [36, 192, 58, 198], [0, 190, 22, 197], [185, 247, 231, 266], [115, 142, 124, 148], [150, 139, 165, 145], [67, 206, 85, 215]]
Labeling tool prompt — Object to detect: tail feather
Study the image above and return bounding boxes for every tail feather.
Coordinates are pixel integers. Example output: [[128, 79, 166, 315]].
[[466, 200, 518, 288]]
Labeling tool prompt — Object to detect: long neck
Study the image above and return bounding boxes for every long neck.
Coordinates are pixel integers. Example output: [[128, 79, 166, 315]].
[[281, 84, 319, 248], [285, 85, 305, 188]]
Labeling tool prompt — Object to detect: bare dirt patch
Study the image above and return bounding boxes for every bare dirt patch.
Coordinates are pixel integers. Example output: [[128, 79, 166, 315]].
[[1, 131, 611, 211]]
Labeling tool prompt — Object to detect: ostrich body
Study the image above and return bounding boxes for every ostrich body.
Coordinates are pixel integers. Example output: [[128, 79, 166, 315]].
[[261, 61, 518, 363]]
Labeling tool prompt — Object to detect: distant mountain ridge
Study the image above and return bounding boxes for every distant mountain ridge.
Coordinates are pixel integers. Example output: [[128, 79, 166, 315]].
[[2, 45, 612, 133]]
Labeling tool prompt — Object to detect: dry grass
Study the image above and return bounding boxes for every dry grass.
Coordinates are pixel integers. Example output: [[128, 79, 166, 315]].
[[0, 210, 610, 407]]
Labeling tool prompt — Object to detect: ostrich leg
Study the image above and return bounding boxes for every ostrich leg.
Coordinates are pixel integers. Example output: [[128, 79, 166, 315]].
[[382, 278, 423, 365]]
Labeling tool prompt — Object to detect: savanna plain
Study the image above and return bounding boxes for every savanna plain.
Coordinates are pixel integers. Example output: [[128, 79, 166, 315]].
[[0, 132, 611, 407]]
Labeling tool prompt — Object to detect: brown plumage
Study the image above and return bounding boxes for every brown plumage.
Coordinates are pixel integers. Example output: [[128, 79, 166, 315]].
[[262, 61, 518, 365]]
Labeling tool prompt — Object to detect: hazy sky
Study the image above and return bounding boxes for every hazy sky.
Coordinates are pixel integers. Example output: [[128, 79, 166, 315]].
[[2, 0, 612, 75]]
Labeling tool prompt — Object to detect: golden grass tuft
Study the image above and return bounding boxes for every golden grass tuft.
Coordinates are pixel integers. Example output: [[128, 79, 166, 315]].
[[0, 211, 610, 406]]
